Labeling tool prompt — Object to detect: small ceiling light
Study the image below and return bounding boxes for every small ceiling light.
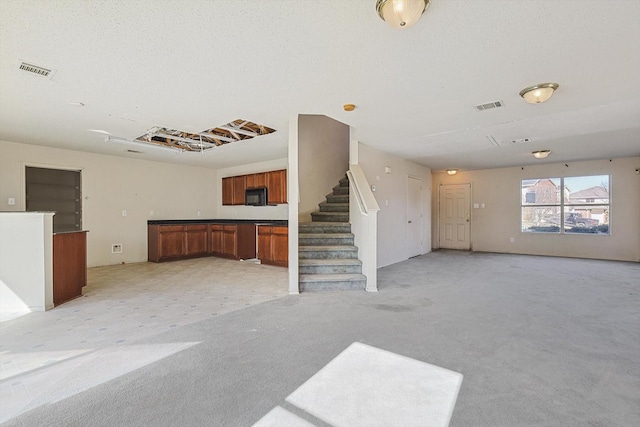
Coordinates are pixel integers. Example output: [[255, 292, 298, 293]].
[[376, 0, 430, 29], [343, 104, 356, 111], [519, 83, 559, 104], [446, 169, 458, 175], [532, 150, 551, 159]]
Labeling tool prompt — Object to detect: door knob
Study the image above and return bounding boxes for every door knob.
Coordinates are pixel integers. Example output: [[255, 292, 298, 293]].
[[408, 220, 412, 223], [466, 219, 470, 222]]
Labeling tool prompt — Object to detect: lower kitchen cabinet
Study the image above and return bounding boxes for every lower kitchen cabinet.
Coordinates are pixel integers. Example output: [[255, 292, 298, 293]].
[[148, 223, 257, 262], [209, 224, 224, 256], [153, 225, 186, 261], [221, 224, 257, 260], [257, 225, 288, 267], [185, 224, 208, 256]]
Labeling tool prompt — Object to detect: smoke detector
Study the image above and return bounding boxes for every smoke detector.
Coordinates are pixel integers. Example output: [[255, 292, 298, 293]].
[[487, 135, 534, 147]]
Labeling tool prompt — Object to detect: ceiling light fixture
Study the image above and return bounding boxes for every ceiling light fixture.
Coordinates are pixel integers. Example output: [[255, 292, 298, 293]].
[[519, 83, 559, 104], [376, 0, 430, 29], [446, 169, 458, 175], [343, 104, 356, 111], [532, 150, 551, 159]]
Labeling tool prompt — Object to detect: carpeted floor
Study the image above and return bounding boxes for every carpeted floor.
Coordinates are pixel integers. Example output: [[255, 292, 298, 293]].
[[1, 251, 639, 426]]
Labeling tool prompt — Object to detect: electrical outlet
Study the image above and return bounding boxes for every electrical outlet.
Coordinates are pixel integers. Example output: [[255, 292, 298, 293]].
[[112, 244, 123, 253], [8, 197, 15, 205], [121, 210, 127, 217], [509, 237, 515, 243]]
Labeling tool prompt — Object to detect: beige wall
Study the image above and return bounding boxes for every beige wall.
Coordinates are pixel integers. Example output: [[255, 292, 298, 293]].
[[432, 156, 640, 262], [297, 115, 349, 222], [0, 140, 217, 266], [358, 143, 432, 268], [216, 158, 289, 220]]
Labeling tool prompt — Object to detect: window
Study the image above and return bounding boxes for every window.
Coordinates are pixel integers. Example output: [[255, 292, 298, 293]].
[[26, 166, 82, 233], [521, 175, 609, 235]]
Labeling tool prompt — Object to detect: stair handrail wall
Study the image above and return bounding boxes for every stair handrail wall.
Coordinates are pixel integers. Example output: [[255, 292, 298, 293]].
[[346, 165, 380, 215], [347, 169, 368, 216], [347, 164, 380, 292]]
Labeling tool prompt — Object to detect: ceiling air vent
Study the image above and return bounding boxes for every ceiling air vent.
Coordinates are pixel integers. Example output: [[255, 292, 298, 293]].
[[474, 100, 504, 112], [19, 62, 53, 78]]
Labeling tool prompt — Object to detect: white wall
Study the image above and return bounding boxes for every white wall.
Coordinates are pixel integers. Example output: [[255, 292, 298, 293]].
[[297, 115, 349, 222], [432, 156, 640, 262], [0, 212, 54, 312], [216, 158, 289, 220], [357, 143, 432, 268], [0, 140, 217, 266]]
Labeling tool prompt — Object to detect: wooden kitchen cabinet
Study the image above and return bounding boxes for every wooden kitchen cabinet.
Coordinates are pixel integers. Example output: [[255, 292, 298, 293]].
[[266, 169, 287, 205], [246, 172, 266, 189], [149, 223, 257, 262], [185, 224, 208, 256], [232, 175, 246, 205], [258, 225, 288, 267], [157, 225, 186, 260], [149, 224, 209, 262], [53, 231, 87, 306], [222, 177, 234, 205], [257, 225, 272, 262], [209, 224, 224, 256], [271, 226, 288, 266], [222, 223, 256, 259], [222, 169, 286, 206]]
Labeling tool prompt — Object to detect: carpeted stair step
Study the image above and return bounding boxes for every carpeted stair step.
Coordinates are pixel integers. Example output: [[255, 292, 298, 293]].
[[311, 211, 349, 222], [299, 259, 362, 274], [299, 222, 351, 234], [299, 274, 366, 291], [298, 245, 359, 259], [339, 177, 349, 187], [332, 185, 349, 195], [326, 194, 349, 204], [319, 202, 349, 212], [299, 233, 354, 246]]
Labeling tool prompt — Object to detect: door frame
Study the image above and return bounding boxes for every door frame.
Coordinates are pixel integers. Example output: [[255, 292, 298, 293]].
[[407, 175, 423, 257]]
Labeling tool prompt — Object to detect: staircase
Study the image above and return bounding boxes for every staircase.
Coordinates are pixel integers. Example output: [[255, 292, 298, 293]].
[[299, 175, 366, 291]]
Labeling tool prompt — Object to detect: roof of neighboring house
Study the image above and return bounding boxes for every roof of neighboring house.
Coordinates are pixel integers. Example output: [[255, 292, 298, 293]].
[[569, 186, 609, 199], [522, 178, 558, 189]]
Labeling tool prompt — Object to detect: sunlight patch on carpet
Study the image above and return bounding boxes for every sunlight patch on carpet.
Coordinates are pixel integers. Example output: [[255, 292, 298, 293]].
[[255, 342, 463, 427]]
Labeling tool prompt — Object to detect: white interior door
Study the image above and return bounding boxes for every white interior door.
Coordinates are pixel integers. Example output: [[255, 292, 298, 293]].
[[439, 184, 471, 250], [407, 176, 423, 257]]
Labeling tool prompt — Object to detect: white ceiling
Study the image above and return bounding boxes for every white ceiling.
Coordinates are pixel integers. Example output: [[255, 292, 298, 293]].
[[1, 0, 639, 172]]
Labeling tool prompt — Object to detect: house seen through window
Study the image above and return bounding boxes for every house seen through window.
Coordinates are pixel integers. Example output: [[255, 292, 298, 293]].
[[521, 175, 609, 235]]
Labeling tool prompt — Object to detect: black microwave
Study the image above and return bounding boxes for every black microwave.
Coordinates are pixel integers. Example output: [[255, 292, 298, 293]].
[[246, 187, 268, 206]]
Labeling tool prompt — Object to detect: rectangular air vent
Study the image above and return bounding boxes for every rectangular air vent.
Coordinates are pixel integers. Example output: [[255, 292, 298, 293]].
[[19, 62, 53, 77], [474, 100, 504, 111]]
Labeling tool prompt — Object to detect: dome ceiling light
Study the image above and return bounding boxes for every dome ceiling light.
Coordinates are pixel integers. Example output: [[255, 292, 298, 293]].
[[519, 83, 559, 104], [376, 0, 430, 29], [532, 150, 551, 159]]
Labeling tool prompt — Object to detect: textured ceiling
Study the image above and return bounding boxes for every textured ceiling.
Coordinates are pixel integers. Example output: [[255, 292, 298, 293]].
[[1, 0, 639, 171]]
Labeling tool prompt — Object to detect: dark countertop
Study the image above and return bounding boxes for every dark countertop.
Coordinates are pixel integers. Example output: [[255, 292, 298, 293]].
[[148, 219, 288, 226], [54, 230, 89, 235]]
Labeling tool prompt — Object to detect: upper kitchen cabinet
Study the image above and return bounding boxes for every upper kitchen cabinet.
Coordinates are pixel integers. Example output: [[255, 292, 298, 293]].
[[266, 169, 287, 205], [222, 169, 287, 206], [246, 172, 266, 189]]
